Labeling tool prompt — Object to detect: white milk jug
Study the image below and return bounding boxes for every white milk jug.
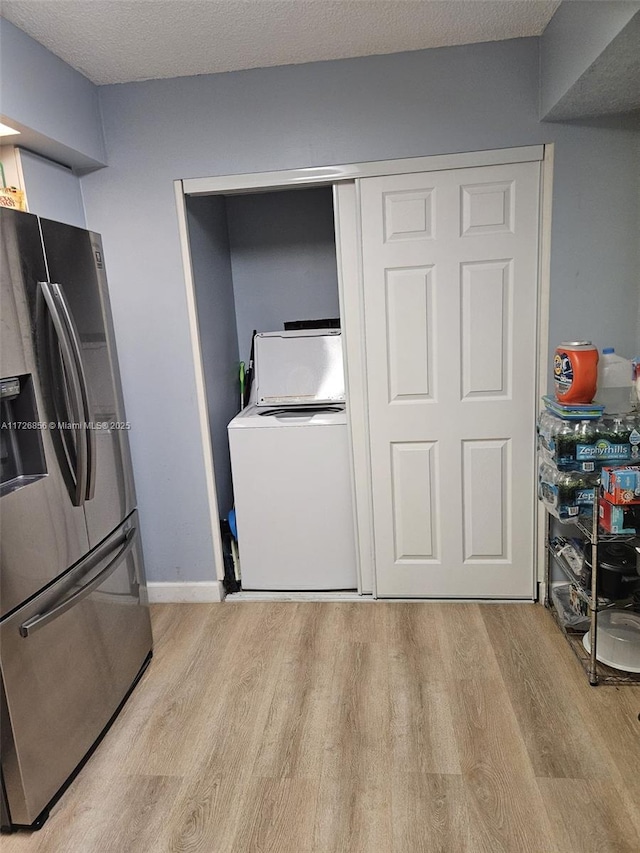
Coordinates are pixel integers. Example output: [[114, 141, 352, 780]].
[[597, 348, 633, 414]]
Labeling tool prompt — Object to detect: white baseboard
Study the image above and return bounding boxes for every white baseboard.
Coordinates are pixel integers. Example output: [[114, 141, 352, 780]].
[[226, 591, 369, 602], [146, 581, 225, 603], [224, 592, 539, 603]]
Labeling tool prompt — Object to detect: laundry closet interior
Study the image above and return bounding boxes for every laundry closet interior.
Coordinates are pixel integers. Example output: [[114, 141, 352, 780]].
[[182, 180, 359, 593]]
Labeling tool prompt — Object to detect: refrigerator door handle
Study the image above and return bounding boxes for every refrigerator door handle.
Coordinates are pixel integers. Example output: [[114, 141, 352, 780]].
[[18, 528, 137, 638], [40, 282, 96, 503], [47, 282, 96, 502]]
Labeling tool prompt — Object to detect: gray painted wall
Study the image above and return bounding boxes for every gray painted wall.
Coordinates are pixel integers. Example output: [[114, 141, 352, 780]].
[[540, 1, 640, 117], [78, 37, 639, 583], [186, 195, 239, 522], [0, 19, 106, 171], [226, 187, 339, 363]]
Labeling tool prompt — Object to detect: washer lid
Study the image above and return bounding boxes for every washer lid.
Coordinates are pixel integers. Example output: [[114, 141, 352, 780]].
[[228, 403, 347, 429], [254, 329, 345, 407]]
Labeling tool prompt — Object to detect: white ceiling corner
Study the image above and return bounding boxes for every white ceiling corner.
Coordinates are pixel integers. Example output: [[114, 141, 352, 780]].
[[1, 0, 561, 86]]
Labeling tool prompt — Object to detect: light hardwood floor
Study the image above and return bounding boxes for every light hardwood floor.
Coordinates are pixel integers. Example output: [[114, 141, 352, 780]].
[[4, 602, 640, 852]]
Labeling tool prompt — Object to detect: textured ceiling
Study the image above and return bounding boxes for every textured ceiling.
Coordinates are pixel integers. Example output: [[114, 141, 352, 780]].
[[1, 0, 561, 85], [544, 11, 640, 120]]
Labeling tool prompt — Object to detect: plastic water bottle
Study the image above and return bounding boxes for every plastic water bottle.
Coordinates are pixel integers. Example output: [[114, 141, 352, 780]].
[[597, 348, 634, 414], [627, 412, 640, 464]]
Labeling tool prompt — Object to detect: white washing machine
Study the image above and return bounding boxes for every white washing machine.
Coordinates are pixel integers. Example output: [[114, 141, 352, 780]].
[[227, 330, 357, 590], [228, 405, 357, 590]]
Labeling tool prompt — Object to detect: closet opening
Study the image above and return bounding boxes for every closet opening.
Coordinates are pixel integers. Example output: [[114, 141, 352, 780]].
[[184, 184, 358, 593]]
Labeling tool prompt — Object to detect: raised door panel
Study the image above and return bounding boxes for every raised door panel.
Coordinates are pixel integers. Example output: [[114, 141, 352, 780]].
[[383, 188, 435, 242], [462, 439, 511, 562], [391, 442, 439, 563], [461, 180, 514, 236], [385, 267, 435, 402], [461, 260, 512, 400]]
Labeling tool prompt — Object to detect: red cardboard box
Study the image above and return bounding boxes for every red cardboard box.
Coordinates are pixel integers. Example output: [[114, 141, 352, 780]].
[[598, 495, 636, 534], [601, 466, 640, 505]]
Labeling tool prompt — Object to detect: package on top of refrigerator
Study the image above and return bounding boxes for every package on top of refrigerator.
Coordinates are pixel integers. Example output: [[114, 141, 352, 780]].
[[0, 186, 26, 210]]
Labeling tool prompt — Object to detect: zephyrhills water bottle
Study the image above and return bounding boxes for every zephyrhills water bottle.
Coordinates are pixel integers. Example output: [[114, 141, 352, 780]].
[[574, 419, 597, 472], [537, 410, 559, 455], [595, 415, 632, 466], [553, 418, 577, 469], [597, 348, 634, 414], [627, 412, 640, 464]]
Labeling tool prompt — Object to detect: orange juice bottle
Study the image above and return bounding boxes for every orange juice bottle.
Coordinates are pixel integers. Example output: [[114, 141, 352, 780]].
[[554, 342, 598, 404]]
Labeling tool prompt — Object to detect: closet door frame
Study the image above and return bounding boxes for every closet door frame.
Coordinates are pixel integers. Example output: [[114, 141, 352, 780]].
[[174, 144, 553, 599]]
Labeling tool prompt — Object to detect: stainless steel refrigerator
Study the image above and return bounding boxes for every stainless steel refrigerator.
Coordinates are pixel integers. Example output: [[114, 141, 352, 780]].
[[0, 208, 153, 832]]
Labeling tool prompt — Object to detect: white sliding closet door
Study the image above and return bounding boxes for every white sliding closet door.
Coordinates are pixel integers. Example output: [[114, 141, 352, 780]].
[[360, 161, 540, 598]]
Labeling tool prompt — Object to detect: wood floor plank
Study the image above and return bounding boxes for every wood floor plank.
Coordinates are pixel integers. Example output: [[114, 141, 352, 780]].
[[387, 605, 461, 774], [166, 603, 296, 853], [312, 773, 392, 853], [35, 774, 182, 853], [312, 632, 392, 852], [391, 773, 474, 853], [252, 603, 339, 779], [437, 603, 504, 680], [538, 778, 640, 853], [330, 600, 389, 645], [3, 601, 639, 853], [230, 777, 318, 853], [77, 604, 223, 781], [566, 682, 640, 839], [489, 603, 640, 836], [480, 604, 613, 780], [448, 673, 557, 852], [386, 603, 449, 680], [119, 602, 245, 777], [596, 688, 640, 835]]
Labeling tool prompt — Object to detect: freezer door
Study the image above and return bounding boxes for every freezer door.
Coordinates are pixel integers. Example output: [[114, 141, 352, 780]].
[[0, 511, 152, 828], [39, 219, 136, 547], [0, 209, 90, 616]]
